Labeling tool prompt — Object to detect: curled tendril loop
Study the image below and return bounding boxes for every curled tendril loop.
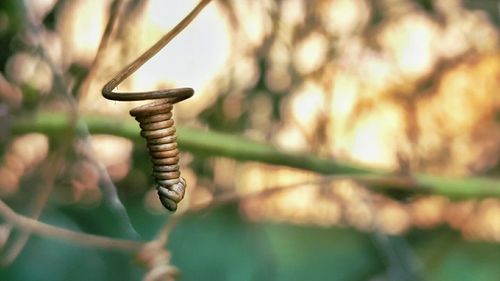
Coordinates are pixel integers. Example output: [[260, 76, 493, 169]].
[[102, 0, 211, 211]]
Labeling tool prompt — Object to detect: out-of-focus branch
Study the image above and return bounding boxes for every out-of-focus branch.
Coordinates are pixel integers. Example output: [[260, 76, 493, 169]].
[[2, 1, 139, 265], [0, 200, 144, 252], [11, 112, 500, 200], [152, 174, 422, 248], [1, 2, 82, 265], [0, 152, 66, 266], [77, 0, 124, 100], [153, 175, 357, 247]]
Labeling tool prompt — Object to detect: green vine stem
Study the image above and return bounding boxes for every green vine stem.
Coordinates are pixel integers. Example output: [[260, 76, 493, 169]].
[[11, 112, 500, 199]]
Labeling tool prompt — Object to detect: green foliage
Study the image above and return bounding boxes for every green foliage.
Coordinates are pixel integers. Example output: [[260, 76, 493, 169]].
[[0, 0, 22, 68], [2, 0, 500, 280], [3, 204, 500, 281]]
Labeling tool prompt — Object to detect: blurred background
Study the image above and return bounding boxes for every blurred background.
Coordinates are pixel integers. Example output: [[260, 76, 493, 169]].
[[0, 0, 500, 280]]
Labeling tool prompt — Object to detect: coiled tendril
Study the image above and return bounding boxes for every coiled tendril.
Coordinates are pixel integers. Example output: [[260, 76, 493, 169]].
[[102, 0, 211, 211]]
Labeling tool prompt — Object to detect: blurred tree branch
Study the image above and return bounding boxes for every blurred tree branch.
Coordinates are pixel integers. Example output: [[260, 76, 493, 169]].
[[0, 199, 144, 252], [153, 175, 378, 250], [3, 2, 140, 263], [12, 112, 500, 200], [0, 1, 84, 265], [77, 0, 124, 100]]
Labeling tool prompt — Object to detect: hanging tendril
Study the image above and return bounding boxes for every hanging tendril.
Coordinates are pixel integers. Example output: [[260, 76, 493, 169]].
[[102, 0, 212, 211]]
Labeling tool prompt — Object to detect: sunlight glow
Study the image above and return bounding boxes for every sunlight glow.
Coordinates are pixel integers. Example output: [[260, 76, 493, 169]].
[[379, 14, 438, 77], [57, 0, 107, 65], [293, 32, 329, 74], [89, 135, 133, 181], [0, 134, 48, 197], [322, 0, 369, 36], [8, 0, 500, 239]]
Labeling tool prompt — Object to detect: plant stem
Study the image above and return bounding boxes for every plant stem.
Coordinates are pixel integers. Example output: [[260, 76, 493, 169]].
[[11, 112, 500, 199]]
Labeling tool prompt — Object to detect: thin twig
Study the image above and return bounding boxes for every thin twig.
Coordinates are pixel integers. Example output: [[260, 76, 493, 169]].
[[77, 0, 124, 100], [0, 200, 144, 252], [77, 125, 140, 238], [360, 178, 425, 280], [102, 0, 213, 98], [155, 214, 183, 247], [153, 176, 338, 246], [185, 174, 416, 214], [101, 0, 215, 244], [2, 1, 140, 264], [73, 0, 141, 239], [22, 0, 138, 237], [153, 173, 407, 247], [152, 177, 331, 247], [0, 2, 80, 265], [0, 153, 66, 266]]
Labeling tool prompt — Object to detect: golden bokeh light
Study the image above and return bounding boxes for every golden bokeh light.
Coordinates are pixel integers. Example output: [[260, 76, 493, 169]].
[[320, 0, 370, 36], [378, 14, 439, 78], [57, 0, 107, 66], [409, 196, 448, 228], [69, 160, 102, 205], [293, 32, 329, 75], [6, 52, 53, 93], [89, 134, 133, 181], [0, 134, 49, 197], [228, 0, 500, 238], [2, 0, 500, 242]]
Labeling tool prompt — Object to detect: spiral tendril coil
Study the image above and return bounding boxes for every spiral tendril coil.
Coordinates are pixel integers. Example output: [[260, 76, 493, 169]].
[[130, 97, 191, 211], [101, 0, 211, 211]]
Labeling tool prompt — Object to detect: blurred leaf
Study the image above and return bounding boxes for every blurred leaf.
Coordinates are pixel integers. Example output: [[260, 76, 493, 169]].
[[417, 231, 500, 281], [163, 205, 382, 281], [168, 205, 275, 281], [264, 224, 382, 281], [0, 0, 22, 67], [4, 202, 500, 281]]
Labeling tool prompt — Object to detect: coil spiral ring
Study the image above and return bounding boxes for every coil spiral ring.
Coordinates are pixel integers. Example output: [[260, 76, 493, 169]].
[[103, 88, 193, 212], [129, 93, 192, 211], [101, 0, 211, 211]]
